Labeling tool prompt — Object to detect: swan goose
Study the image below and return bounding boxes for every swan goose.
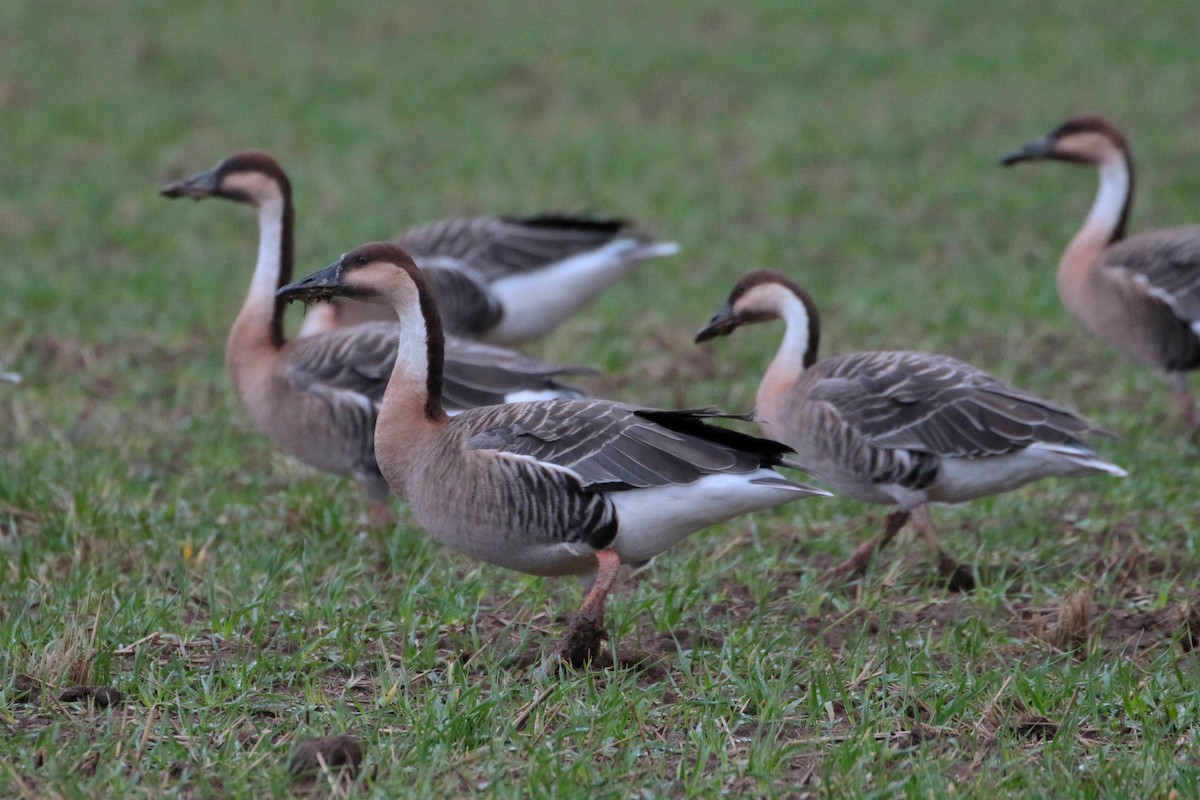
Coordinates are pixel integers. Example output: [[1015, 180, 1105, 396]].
[[1001, 115, 1200, 427], [161, 152, 591, 524], [248, 171, 682, 343], [276, 243, 828, 663], [696, 270, 1126, 583], [381, 214, 680, 345]]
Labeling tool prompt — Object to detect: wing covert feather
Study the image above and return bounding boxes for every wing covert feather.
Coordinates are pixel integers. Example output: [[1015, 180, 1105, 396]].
[[458, 400, 793, 492], [807, 351, 1096, 458]]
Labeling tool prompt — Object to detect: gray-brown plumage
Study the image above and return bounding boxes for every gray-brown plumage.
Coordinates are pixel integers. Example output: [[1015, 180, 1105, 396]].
[[397, 215, 637, 277], [696, 270, 1126, 583], [338, 214, 680, 344], [1001, 115, 1200, 426], [277, 243, 827, 664], [161, 152, 592, 524]]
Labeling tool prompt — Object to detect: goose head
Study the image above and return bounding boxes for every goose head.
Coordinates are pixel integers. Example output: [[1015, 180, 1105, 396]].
[[696, 270, 809, 332], [280, 242, 447, 421], [696, 270, 821, 367], [1000, 116, 1130, 168], [160, 150, 291, 207], [277, 242, 427, 308]]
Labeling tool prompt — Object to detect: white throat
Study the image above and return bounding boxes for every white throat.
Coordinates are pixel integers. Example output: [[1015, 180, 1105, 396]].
[[1085, 155, 1129, 237], [768, 292, 813, 379], [248, 197, 285, 301], [755, 288, 813, 426], [392, 295, 431, 395]]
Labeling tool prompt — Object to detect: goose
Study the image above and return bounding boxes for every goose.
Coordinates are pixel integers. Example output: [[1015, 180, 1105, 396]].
[[695, 270, 1126, 584], [1000, 115, 1200, 427], [168, 153, 680, 344], [276, 243, 828, 663], [161, 152, 592, 525], [383, 214, 680, 344]]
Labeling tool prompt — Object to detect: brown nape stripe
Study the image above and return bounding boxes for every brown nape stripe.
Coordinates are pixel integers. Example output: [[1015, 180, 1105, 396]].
[[270, 191, 295, 348], [793, 285, 821, 368], [1113, 145, 1135, 243], [728, 270, 821, 367], [411, 263, 450, 422]]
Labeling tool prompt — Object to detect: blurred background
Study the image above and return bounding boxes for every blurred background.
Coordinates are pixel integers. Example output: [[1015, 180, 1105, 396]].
[[4, 1, 1198, 376]]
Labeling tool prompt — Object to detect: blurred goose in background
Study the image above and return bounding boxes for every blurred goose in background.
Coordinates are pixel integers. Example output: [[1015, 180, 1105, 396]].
[[379, 214, 680, 344], [696, 270, 1126, 586], [176, 152, 681, 343], [0, 370, 19, 383], [161, 152, 592, 525], [1001, 115, 1200, 427], [277, 243, 828, 665]]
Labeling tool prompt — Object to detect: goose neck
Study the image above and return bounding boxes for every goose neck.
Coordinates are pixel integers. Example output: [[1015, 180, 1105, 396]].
[[758, 293, 814, 420]]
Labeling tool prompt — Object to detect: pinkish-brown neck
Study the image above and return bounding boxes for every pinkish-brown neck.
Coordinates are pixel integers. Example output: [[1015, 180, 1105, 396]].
[[1057, 151, 1132, 314]]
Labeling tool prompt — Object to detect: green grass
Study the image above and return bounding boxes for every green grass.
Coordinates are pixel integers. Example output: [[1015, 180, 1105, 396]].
[[3, 0, 1200, 797]]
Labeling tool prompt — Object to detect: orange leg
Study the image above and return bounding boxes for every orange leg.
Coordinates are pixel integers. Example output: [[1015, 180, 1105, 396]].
[[543, 549, 622, 670], [820, 509, 910, 583], [911, 503, 974, 592], [577, 549, 623, 625]]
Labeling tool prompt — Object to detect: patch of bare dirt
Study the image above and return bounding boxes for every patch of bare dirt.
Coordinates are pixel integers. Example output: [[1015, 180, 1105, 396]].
[[288, 734, 364, 798], [287, 733, 363, 777], [8, 673, 42, 704], [1010, 591, 1200, 658], [58, 685, 126, 708]]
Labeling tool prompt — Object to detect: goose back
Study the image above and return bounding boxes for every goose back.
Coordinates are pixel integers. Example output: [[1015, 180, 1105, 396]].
[[766, 350, 1116, 505], [396, 399, 809, 576], [395, 215, 633, 280]]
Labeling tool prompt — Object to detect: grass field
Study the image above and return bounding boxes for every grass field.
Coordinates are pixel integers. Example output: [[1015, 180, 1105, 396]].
[[3, 1, 1200, 797]]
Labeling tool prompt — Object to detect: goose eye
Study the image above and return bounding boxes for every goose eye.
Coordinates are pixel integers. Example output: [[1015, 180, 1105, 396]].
[[356, 255, 368, 265]]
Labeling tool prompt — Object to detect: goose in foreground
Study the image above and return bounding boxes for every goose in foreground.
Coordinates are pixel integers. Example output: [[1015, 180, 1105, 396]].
[[696, 271, 1126, 585], [161, 152, 592, 524], [1001, 115, 1200, 427], [277, 243, 828, 664]]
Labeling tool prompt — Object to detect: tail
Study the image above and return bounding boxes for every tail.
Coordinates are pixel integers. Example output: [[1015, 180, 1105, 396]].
[[625, 240, 681, 262], [634, 407, 795, 465], [1038, 442, 1127, 477], [750, 475, 832, 497], [1070, 457, 1127, 478]]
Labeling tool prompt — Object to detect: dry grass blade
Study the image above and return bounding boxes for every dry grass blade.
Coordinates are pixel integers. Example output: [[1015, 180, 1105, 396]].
[[1038, 586, 1094, 652], [1175, 601, 1200, 652]]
